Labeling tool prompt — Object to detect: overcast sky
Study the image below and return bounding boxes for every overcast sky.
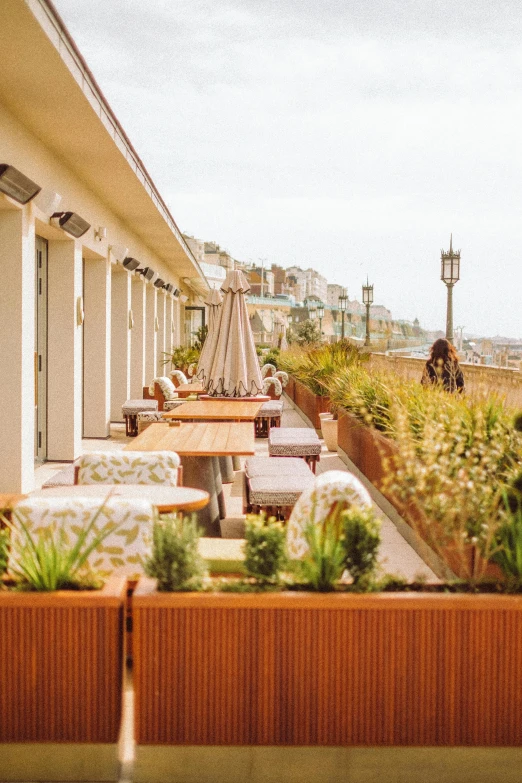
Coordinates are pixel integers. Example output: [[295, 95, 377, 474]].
[[53, 0, 522, 338]]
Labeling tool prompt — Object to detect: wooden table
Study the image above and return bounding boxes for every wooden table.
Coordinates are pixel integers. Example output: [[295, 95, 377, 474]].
[[29, 484, 209, 514], [126, 422, 255, 536], [163, 399, 265, 422], [176, 382, 205, 398]]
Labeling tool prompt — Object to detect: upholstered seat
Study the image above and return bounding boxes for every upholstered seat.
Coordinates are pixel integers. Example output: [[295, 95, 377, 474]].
[[254, 399, 283, 438], [122, 399, 158, 436], [244, 456, 315, 519], [77, 450, 180, 486], [9, 495, 155, 580], [286, 470, 372, 560], [245, 456, 312, 479], [268, 427, 321, 471]]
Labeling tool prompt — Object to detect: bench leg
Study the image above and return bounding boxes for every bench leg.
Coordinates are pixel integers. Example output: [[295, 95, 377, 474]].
[[124, 414, 138, 437]]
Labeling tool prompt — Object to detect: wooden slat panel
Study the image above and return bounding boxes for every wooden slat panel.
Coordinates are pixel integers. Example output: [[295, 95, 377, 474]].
[[163, 400, 264, 420], [0, 578, 125, 743], [133, 591, 522, 746]]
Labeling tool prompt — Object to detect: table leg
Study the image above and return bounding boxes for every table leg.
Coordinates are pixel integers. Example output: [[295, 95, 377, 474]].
[[219, 456, 234, 483], [181, 456, 226, 537], [232, 456, 241, 471]]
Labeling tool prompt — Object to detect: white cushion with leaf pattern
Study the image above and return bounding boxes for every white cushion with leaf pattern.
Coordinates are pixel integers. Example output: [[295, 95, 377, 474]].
[[286, 470, 372, 560], [170, 370, 189, 386], [274, 370, 289, 388], [9, 496, 155, 580], [78, 450, 180, 486], [261, 363, 276, 378]]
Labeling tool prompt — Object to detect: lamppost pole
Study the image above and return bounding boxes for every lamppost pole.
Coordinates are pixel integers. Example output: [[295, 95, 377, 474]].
[[440, 234, 461, 345], [338, 290, 347, 340], [317, 302, 325, 340], [362, 278, 374, 347]]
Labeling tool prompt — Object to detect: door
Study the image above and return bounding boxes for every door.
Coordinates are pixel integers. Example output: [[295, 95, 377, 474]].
[[35, 236, 48, 462], [184, 306, 206, 347]]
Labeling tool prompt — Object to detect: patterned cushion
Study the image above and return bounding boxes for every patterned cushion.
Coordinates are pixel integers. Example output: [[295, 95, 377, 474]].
[[262, 377, 282, 397], [163, 400, 187, 411], [274, 371, 289, 388], [170, 370, 188, 386], [9, 496, 155, 580], [249, 475, 315, 506], [245, 456, 313, 479], [77, 450, 180, 486], [261, 363, 276, 378], [286, 470, 372, 559], [137, 411, 165, 423], [269, 428, 321, 457], [154, 377, 178, 401], [257, 400, 284, 418], [122, 399, 158, 415]]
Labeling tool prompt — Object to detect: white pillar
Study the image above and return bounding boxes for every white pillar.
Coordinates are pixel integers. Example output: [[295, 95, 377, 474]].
[[110, 268, 131, 420], [156, 291, 167, 375], [130, 276, 146, 398], [83, 257, 111, 437], [0, 208, 35, 492], [145, 284, 157, 382], [47, 239, 83, 461]]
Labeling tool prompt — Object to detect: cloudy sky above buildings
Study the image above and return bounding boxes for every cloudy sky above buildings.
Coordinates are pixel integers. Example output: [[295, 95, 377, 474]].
[[53, 0, 522, 337]]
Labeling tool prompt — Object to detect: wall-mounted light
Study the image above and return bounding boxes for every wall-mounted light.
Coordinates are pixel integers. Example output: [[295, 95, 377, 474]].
[[163, 283, 174, 294], [109, 244, 129, 262], [172, 288, 180, 299], [153, 277, 165, 289], [154, 316, 160, 332], [136, 266, 155, 282], [51, 211, 91, 238], [171, 319, 175, 333], [128, 309, 134, 329], [94, 226, 107, 242], [122, 257, 139, 271], [0, 164, 41, 204], [76, 296, 85, 326], [179, 294, 188, 303], [34, 188, 62, 215]]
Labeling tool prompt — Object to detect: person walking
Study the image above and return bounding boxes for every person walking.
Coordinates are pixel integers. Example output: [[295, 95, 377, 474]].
[[421, 338, 464, 393]]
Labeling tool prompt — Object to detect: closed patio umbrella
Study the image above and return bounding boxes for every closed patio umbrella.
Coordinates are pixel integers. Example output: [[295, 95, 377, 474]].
[[203, 270, 263, 397], [196, 287, 223, 384], [272, 313, 288, 351]]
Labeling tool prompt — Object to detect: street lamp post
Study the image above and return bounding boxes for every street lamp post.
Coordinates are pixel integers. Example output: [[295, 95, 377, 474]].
[[440, 234, 460, 344], [338, 290, 348, 339], [316, 302, 325, 339], [362, 279, 374, 347]]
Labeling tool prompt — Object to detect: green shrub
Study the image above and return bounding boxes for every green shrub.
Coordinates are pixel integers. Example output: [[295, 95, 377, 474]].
[[0, 527, 9, 580], [145, 514, 204, 591], [491, 490, 522, 585], [262, 348, 280, 368], [244, 514, 286, 584], [162, 345, 200, 374], [300, 503, 346, 591], [342, 507, 380, 585]]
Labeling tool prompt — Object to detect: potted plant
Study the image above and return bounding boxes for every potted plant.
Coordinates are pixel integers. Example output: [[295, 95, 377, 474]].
[[0, 499, 128, 782]]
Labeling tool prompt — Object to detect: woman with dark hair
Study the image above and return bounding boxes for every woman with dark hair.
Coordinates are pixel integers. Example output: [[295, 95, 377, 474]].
[[421, 338, 464, 393]]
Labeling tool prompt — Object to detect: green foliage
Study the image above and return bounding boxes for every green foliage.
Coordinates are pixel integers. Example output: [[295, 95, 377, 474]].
[[262, 348, 280, 368], [192, 325, 208, 352], [514, 412, 522, 432], [162, 345, 200, 374], [0, 527, 9, 579], [490, 490, 522, 584], [145, 514, 204, 592], [300, 503, 346, 591], [342, 507, 381, 584], [288, 319, 321, 346], [7, 504, 117, 591], [244, 514, 286, 584], [279, 341, 366, 398]]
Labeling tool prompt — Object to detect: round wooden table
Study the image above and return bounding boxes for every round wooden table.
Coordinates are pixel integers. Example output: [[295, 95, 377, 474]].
[[30, 484, 209, 514]]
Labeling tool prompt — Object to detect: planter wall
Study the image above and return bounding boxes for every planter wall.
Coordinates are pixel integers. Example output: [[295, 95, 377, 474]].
[[133, 581, 522, 749], [0, 576, 126, 781], [292, 379, 330, 429]]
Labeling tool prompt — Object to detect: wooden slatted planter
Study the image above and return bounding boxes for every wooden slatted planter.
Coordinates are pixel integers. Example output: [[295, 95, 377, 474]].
[[133, 580, 522, 754], [292, 379, 330, 430], [0, 576, 126, 781]]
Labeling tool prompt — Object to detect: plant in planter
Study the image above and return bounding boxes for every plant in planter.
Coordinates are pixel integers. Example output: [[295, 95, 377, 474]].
[[161, 345, 200, 374], [342, 506, 381, 587], [144, 514, 205, 592], [244, 514, 286, 585]]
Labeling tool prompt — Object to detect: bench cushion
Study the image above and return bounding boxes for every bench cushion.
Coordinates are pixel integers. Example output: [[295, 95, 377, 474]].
[[257, 400, 284, 417], [249, 474, 315, 506], [245, 457, 313, 479], [137, 411, 165, 423], [122, 399, 158, 415], [269, 427, 321, 457]]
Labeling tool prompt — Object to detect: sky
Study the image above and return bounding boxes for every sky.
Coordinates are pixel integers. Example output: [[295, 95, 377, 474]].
[[52, 0, 522, 338]]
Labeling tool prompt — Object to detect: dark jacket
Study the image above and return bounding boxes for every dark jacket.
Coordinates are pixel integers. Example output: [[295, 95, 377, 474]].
[[421, 360, 464, 393]]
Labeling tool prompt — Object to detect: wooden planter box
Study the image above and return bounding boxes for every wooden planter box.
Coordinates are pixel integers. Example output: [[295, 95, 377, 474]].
[[0, 576, 126, 781], [293, 379, 330, 429], [285, 375, 295, 401], [133, 579, 522, 782]]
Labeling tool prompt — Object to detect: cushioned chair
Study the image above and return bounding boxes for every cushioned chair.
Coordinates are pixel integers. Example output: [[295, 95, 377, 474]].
[[143, 376, 179, 411], [170, 369, 189, 387], [268, 427, 322, 472], [244, 456, 315, 519], [261, 363, 276, 378], [9, 495, 155, 580], [254, 399, 284, 438], [76, 450, 181, 487], [122, 398, 158, 436], [286, 470, 372, 560], [262, 376, 283, 400]]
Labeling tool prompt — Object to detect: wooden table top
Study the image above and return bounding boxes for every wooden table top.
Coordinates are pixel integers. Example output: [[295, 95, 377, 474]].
[[176, 382, 205, 397], [125, 421, 256, 457], [29, 484, 209, 513], [163, 399, 265, 421]]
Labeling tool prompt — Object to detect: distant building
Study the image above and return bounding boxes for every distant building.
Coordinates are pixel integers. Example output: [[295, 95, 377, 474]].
[[327, 284, 346, 307]]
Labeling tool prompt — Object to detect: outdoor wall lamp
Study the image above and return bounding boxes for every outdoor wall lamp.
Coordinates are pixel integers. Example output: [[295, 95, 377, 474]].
[[50, 211, 91, 238], [109, 244, 129, 262], [163, 283, 174, 294], [34, 188, 62, 215], [122, 256, 139, 271], [94, 226, 107, 242], [153, 277, 165, 288], [172, 288, 180, 298], [0, 164, 41, 204], [136, 266, 155, 282]]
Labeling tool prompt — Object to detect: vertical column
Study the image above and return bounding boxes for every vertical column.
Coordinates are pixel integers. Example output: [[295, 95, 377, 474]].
[[0, 208, 35, 492], [145, 284, 157, 382], [47, 239, 83, 461], [166, 296, 175, 355], [110, 268, 131, 420], [130, 276, 146, 398], [83, 257, 111, 437], [156, 291, 167, 375]]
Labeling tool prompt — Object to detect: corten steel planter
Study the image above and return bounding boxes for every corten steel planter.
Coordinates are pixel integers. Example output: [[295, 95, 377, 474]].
[[0, 576, 126, 781], [285, 375, 295, 401], [133, 579, 522, 782], [293, 379, 330, 429]]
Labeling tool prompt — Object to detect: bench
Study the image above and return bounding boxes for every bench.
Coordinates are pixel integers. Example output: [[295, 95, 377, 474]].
[[244, 456, 315, 520], [254, 400, 284, 438], [268, 427, 322, 472]]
